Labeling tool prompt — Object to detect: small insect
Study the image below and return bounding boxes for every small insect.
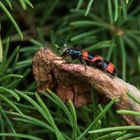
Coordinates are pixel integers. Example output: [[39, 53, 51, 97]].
[[61, 47, 116, 76]]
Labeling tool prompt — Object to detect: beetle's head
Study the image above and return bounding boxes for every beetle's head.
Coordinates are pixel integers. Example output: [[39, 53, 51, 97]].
[[55, 43, 71, 57], [61, 48, 71, 57]]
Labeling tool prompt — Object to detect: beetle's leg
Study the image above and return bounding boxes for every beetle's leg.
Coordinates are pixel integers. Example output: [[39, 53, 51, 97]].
[[55, 54, 69, 61], [61, 54, 72, 64], [61, 54, 70, 59], [80, 56, 87, 72]]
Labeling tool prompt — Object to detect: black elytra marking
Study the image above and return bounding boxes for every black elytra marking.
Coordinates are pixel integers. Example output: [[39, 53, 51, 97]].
[[87, 52, 95, 60]]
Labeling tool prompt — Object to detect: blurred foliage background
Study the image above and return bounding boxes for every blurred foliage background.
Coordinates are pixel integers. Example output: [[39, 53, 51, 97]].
[[0, 0, 140, 140]]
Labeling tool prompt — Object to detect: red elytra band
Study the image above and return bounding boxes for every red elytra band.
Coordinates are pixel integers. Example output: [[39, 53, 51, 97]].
[[82, 51, 88, 60], [82, 51, 103, 62], [106, 63, 114, 73], [90, 56, 103, 62]]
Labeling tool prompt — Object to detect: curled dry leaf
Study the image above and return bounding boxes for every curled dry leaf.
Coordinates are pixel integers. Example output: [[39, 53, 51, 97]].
[[32, 48, 140, 125]]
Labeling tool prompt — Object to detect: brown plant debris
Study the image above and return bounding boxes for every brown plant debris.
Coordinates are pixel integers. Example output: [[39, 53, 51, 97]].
[[32, 48, 140, 125]]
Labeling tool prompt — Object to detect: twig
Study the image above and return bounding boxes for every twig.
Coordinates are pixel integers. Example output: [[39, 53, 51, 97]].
[[32, 48, 140, 125]]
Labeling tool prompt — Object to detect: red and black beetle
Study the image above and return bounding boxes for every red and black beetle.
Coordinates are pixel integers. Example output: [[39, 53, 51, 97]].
[[61, 48, 116, 76]]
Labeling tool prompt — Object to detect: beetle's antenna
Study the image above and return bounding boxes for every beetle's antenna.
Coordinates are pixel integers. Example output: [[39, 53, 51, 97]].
[[54, 43, 69, 52], [55, 44, 63, 52]]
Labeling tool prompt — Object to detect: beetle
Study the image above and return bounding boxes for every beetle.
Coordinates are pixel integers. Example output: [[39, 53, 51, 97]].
[[61, 48, 116, 76]]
